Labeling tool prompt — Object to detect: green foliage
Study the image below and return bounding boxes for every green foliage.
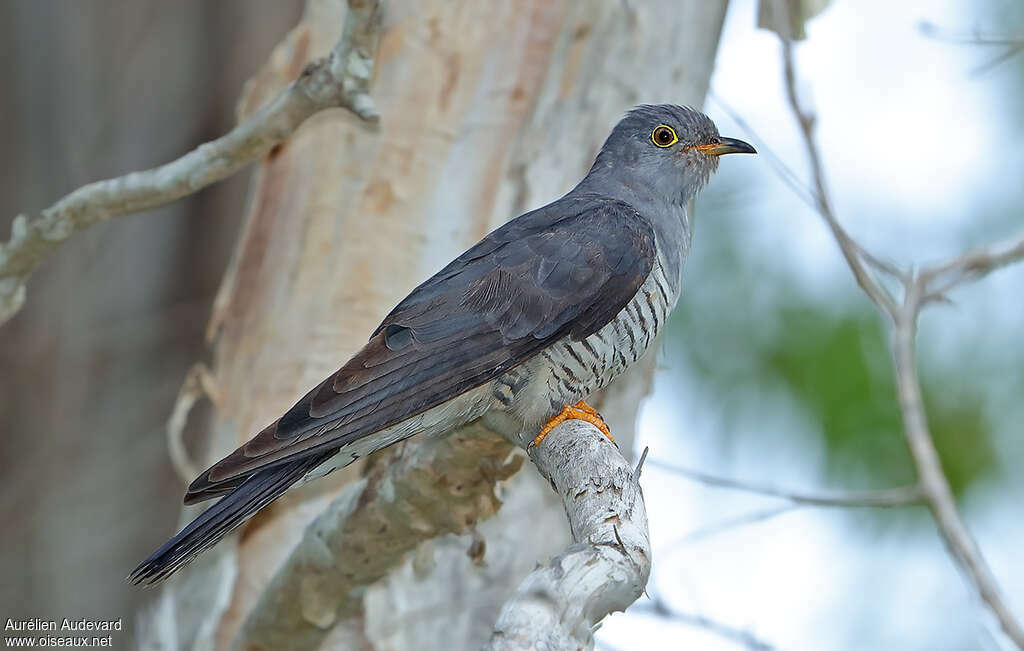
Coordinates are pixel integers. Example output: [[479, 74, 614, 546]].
[[765, 306, 994, 495], [669, 198, 1000, 500]]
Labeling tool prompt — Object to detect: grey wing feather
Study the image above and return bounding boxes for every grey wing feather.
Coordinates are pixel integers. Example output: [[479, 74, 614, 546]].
[[186, 194, 656, 501]]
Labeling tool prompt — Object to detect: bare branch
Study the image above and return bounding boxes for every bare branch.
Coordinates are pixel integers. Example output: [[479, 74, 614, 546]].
[[918, 21, 1024, 75], [672, 505, 798, 546], [649, 458, 924, 508], [970, 44, 1024, 76], [707, 90, 819, 212], [918, 21, 1024, 47], [710, 88, 907, 284], [920, 232, 1024, 300], [486, 419, 651, 650], [165, 362, 220, 484], [773, 5, 900, 316], [0, 0, 384, 326], [891, 287, 1024, 648], [771, 2, 1024, 644], [633, 595, 776, 651]]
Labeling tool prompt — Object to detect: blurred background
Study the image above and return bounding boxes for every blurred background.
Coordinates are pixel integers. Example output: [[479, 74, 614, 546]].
[[1, 0, 1022, 650]]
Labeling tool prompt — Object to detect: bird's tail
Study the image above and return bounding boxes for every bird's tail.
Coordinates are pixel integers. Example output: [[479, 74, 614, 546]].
[[129, 450, 336, 585]]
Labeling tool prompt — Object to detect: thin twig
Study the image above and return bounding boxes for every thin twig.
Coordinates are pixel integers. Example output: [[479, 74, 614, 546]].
[[632, 445, 650, 483], [918, 21, 1024, 76], [970, 44, 1024, 77], [774, 10, 900, 316], [920, 233, 1024, 300], [0, 0, 385, 326], [649, 459, 924, 508], [633, 595, 776, 651], [165, 363, 219, 484], [707, 90, 819, 211], [709, 89, 906, 283], [918, 21, 1024, 47], [672, 504, 798, 546]]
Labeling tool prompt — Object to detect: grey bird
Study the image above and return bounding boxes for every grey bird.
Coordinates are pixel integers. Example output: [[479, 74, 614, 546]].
[[130, 104, 754, 585]]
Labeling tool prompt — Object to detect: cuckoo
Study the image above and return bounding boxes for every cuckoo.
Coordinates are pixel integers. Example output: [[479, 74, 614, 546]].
[[131, 104, 755, 584]]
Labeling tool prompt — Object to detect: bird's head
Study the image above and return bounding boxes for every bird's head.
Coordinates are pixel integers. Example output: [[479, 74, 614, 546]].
[[583, 104, 755, 206]]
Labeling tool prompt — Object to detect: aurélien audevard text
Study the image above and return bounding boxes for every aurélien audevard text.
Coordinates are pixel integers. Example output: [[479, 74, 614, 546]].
[[5, 618, 122, 647], [5, 619, 121, 632]]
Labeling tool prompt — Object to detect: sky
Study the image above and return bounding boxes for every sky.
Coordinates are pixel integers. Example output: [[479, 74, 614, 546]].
[[597, 0, 1024, 649]]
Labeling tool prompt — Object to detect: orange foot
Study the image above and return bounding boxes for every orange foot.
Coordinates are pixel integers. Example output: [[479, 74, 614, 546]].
[[531, 400, 615, 448]]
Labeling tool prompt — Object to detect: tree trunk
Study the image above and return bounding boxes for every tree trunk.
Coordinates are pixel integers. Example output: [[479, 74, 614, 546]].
[[0, 0, 302, 639], [139, 1, 728, 648]]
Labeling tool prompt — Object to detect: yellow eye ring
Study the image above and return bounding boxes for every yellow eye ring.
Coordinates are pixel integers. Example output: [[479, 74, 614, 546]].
[[651, 125, 678, 148]]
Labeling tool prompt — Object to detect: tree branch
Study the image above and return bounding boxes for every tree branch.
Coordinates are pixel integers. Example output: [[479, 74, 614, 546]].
[[672, 505, 799, 546], [918, 21, 1024, 47], [234, 423, 523, 651], [917, 21, 1024, 76], [0, 0, 384, 327], [486, 420, 651, 650], [165, 362, 220, 484], [892, 285, 1024, 647], [648, 458, 924, 508], [769, 1, 1024, 644], [920, 232, 1024, 301], [633, 595, 777, 651], [775, 13, 900, 317]]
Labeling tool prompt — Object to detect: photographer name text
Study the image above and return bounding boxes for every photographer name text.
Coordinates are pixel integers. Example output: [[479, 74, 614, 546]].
[[4, 618, 122, 648]]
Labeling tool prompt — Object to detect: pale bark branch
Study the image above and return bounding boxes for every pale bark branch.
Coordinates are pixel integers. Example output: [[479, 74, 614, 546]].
[[165, 362, 220, 484], [648, 458, 924, 508], [920, 233, 1024, 301], [891, 286, 1024, 648], [0, 0, 384, 327], [769, 0, 1024, 644], [486, 420, 651, 650], [234, 423, 524, 651], [775, 14, 901, 316]]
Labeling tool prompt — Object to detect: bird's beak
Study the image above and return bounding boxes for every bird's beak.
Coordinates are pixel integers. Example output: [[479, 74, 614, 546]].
[[696, 137, 757, 156]]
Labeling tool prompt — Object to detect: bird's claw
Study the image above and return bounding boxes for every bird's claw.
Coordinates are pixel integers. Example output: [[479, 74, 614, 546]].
[[531, 400, 615, 448]]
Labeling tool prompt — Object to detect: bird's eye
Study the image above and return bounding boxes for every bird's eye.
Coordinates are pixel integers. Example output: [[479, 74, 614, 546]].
[[651, 125, 678, 148], [709, 136, 721, 145]]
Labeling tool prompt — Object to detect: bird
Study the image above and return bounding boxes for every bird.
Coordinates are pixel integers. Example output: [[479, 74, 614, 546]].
[[130, 104, 755, 585]]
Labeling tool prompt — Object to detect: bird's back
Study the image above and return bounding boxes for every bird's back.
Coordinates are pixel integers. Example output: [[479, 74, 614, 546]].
[[485, 226, 678, 432]]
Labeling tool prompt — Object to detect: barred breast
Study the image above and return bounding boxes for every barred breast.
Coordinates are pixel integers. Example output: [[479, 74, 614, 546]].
[[489, 256, 678, 428]]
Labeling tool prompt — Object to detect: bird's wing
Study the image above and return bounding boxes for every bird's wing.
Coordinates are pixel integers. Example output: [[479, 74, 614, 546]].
[[187, 195, 655, 501]]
